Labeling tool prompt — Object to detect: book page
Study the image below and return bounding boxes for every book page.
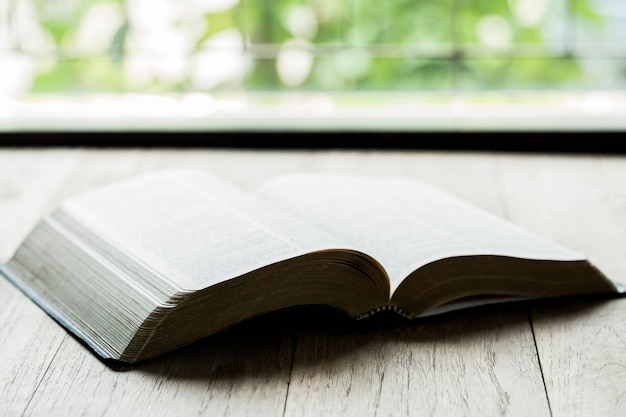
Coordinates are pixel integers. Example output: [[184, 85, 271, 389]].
[[257, 174, 584, 293], [60, 170, 352, 291]]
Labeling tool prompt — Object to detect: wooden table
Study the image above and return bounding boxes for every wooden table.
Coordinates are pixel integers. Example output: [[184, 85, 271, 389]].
[[2, 148, 625, 416]]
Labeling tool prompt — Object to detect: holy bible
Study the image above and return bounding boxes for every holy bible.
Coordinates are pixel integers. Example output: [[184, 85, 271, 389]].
[[1, 169, 621, 363]]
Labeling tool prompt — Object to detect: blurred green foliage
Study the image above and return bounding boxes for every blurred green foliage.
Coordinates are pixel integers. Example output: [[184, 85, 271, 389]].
[[9, 0, 618, 94]]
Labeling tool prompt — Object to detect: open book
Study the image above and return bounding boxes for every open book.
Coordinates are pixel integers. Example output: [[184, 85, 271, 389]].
[[1, 169, 621, 364]]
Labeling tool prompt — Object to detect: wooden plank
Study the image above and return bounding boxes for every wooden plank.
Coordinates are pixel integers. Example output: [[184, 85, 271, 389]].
[[22, 327, 295, 417], [0, 149, 81, 415], [496, 153, 626, 417], [0, 148, 81, 261], [0, 149, 180, 415], [12, 149, 295, 417], [2, 149, 556, 416], [285, 308, 549, 417], [282, 151, 551, 417], [531, 299, 626, 417], [0, 279, 69, 416]]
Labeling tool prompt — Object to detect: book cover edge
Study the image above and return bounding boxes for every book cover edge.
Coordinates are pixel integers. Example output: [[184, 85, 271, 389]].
[[0, 262, 113, 361]]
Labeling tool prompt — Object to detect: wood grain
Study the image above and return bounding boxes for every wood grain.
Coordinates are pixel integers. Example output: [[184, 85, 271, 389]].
[[1, 149, 301, 417], [21, 328, 295, 417], [496, 153, 626, 417], [4, 148, 622, 416], [0, 149, 81, 415], [0, 149, 81, 261], [285, 309, 548, 417]]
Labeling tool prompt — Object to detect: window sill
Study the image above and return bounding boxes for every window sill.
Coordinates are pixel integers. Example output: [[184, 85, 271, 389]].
[[2, 90, 625, 133]]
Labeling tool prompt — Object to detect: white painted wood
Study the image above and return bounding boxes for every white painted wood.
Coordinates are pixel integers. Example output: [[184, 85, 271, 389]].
[[281, 151, 550, 417], [0, 148, 81, 261], [496, 153, 626, 417], [8, 148, 622, 417], [285, 309, 549, 417], [0, 149, 81, 415], [5, 149, 296, 417], [22, 330, 295, 417]]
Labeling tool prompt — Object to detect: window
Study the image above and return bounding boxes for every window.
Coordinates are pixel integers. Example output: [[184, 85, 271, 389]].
[[1, 0, 625, 133]]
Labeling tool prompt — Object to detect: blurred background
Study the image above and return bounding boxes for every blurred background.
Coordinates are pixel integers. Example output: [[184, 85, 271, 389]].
[[1, 0, 625, 132]]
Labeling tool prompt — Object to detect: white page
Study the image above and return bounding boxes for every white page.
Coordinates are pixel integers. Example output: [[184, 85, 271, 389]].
[[61, 170, 351, 291], [257, 173, 584, 293]]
